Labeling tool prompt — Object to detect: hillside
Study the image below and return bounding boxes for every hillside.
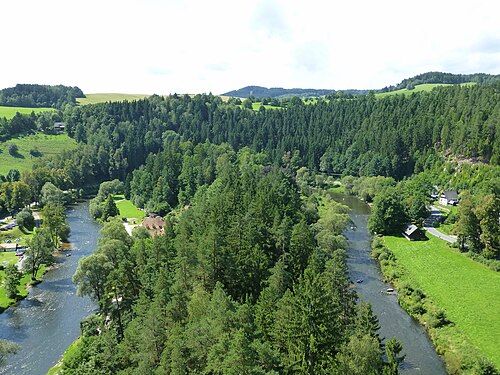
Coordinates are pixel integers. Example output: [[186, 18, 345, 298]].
[[0, 84, 85, 109], [77, 93, 150, 105], [224, 72, 500, 99], [0, 133, 77, 175], [223, 85, 367, 99], [375, 82, 476, 98], [379, 71, 499, 93], [0, 105, 55, 119]]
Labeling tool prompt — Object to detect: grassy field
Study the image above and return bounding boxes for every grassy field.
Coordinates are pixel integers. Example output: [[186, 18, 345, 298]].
[[384, 235, 500, 368], [375, 83, 475, 98], [77, 93, 150, 105], [0, 106, 55, 119], [0, 226, 34, 248], [0, 133, 77, 175], [0, 249, 45, 311], [113, 195, 145, 220]]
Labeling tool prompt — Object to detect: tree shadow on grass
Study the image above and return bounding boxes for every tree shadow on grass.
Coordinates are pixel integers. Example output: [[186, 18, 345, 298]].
[[10, 151, 25, 159]]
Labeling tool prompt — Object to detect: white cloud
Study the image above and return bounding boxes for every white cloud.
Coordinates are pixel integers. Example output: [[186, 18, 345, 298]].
[[0, 0, 498, 94]]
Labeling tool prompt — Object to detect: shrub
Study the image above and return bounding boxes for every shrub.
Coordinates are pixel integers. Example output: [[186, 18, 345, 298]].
[[8, 143, 18, 156]]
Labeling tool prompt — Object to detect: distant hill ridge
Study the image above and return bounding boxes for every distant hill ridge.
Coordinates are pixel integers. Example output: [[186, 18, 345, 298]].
[[222, 86, 367, 99], [0, 84, 85, 109], [224, 72, 500, 98], [379, 71, 500, 92]]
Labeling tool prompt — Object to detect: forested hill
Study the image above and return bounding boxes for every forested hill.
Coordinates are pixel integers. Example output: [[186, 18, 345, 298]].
[[54, 82, 498, 189], [0, 84, 85, 109], [379, 71, 500, 92], [223, 85, 367, 98]]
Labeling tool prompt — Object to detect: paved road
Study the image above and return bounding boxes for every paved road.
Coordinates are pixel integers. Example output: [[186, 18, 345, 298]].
[[33, 209, 41, 228], [424, 226, 457, 243], [423, 205, 457, 243]]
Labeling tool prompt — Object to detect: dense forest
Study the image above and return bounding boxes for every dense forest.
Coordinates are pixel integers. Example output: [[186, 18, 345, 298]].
[[68, 145, 405, 374], [58, 81, 499, 184], [0, 84, 84, 109], [379, 71, 500, 92], [1, 82, 499, 216]]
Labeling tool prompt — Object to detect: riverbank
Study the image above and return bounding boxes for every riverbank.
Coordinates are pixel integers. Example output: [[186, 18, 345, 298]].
[[330, 191, 446, 374], [373, 234, 500, 373], [0, 263, 47, 312], [0, 201, 100, 375]]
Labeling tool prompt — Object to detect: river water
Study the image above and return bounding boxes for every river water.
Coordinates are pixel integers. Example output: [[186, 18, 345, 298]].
[[0, 201, 100, 375], [332, 192, 446, 374]]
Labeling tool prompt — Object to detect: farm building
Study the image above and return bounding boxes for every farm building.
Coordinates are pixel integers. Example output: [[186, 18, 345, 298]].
[[142, 214, 165, 236], [53, 122, 66, 132]]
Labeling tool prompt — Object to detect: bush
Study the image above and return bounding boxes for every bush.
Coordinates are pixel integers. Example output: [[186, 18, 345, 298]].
[[444, 212, 456, 225], [59, 223, 71, 242], [29, 148, 42, 157], [8, 143, 18, 156], [89, 198, 104, 220]]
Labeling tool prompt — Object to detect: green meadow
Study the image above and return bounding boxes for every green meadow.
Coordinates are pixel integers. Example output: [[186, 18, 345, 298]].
[[0, 133, 78, 175], [113, 195, 145, 220], [0, 248, 45, 311], [77, 93, 150, 105], [376, 82, 476, 98], [251, 102, 282, 110], [384, 235, 500, 368], [0, 106, 55, 119]]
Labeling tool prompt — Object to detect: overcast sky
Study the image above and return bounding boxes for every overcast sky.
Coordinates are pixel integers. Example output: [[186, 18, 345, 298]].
[[1, 0, 499, 95]]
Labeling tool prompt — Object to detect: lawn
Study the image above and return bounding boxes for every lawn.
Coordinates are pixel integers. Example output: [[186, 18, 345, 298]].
[[376, 83, 475, 98], [251, 102, 282, 111], [113, 195, 144, 220], [77, 93, 150, 105], [0, 226, 34, 247], [0, 133, 77, 175], [0, 106, 55, 119], [384, 235, 500, 368], [0, 250, 45, 311]]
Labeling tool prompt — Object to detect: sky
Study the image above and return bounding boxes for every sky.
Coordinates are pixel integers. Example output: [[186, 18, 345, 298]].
[[1, 0, 499, 95]]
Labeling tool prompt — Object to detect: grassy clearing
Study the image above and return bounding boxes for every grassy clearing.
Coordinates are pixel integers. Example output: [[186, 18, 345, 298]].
[[77, 93, 150, 105], [113, 194, 144, 220], [383, 235, 500, 369], [0, 133, 77, 175], [376, 83, 475, 98], [0, 225, 37, 310], [251, 102, 282, 111], [0, 106, 55, 119], [0, 226, 34, 247], [0, 250, 46, 311]]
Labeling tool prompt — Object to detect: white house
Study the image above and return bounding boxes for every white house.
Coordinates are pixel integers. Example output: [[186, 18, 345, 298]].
[[439, 190, 459, 206]]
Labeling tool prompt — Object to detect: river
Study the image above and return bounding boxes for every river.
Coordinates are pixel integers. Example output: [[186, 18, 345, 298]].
[[0, 201, 100, 375], [332, 192, 446, 374]]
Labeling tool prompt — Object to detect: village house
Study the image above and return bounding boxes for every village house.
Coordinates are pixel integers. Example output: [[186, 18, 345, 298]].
[[142, 214, 165, 236], [439, 190, 459, 206], [53, 122, 66, 132]]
